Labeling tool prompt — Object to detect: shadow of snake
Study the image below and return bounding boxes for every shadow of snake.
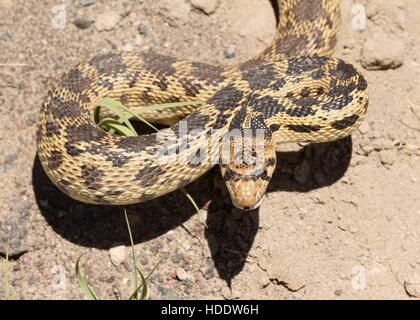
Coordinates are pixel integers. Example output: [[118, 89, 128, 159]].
[[32, 136, 352, 284]]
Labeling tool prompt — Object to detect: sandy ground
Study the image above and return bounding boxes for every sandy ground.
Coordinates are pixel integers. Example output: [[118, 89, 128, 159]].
[[0, 0, 419, 300]]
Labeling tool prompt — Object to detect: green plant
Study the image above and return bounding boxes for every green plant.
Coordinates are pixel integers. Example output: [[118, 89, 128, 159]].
[[95, 98, 203, 214], [75, 98, 204, 300], [76, 209, 168, 300]]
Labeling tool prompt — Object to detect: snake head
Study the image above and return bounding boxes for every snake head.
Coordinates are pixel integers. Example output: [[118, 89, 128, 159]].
[[220, 131, 276, 210]]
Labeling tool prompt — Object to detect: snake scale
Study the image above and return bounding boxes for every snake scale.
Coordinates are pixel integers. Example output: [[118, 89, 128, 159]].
[[37, 0, 368, 210]]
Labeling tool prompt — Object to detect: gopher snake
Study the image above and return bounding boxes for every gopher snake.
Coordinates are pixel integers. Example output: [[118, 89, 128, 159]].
[[37, 0, 368, 210]]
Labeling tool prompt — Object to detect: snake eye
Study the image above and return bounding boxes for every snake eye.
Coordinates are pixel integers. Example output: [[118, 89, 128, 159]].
[[223, 169, 231, 181]]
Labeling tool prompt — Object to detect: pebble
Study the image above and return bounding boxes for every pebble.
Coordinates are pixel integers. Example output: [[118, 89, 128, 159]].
[[259, 274, 271, 289], [224, 44, 236, 59], [106, 276, 115, 284], [108, 245, 128, 266], [121, 42, 134, 52], [2, 151, 18, 172], [358, 121, 370, 135], [73, 16, 93, 29], [80, 0, 96, 6], [171, 252, 183, 264], [221, 287, 232, 299], [189, 0, 220, 15], [161, 0, 191, 21], [293, 159, 311, 185], [94, 11, 121, 31], [334, 289, 343, 296], [200, 259, 215, 280], [165, 230, 174, 242], [361, 31, 405, 70], [379, 150, 395, 168], [176, 267, 192, 281], [138, 254, 148, 266], [137, 23, 147, 35]]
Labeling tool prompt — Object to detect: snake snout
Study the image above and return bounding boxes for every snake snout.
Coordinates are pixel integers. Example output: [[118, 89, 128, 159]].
[[228, 178, 267, 210], [221, 161, 276, 210]]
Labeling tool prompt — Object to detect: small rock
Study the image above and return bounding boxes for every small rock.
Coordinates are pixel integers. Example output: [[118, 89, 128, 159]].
[[259, 273, 271, 289], [137, 23, 147, 35], [171, 252, 183, 264], [121, 42, 134, 52], [224, 44, 236, 59], [161, 0, 191, 21], [359, 141, 374, 156], [200, 259, 215, 280], [361, 31, 405, 70], [169, 270, 177, 279], [94, 11, 121, 31], [221, 286, 232, 299], [182, 241, 191, 250], [106, 276, 115, 284], [176, 267, 192, 281], [358, 121, 370, 135], [2, 151, 18, 172], [165, 230, 174, 241], [379, 150, 395, 168], [80, 0, 96, 6], [334, 289, 343, 296], [138, 254, 148, 266], [293, 159, 311, 185], [189, 0, 220, 15], [73, 16, 93, 29], [109, 245, 128, 266]]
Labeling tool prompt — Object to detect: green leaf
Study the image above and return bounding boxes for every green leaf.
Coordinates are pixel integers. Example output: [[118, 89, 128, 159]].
[[128, 267, 148, 300], [180, 188, 200, 214], [95, 98, 137, 134], [75, 254, 100, 300], [99, 118, 137, 137], [124, 209, 140, 299]]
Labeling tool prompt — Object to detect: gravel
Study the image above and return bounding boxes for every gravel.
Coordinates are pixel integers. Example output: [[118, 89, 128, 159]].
[[73, 16, 93, 29], [80, 0, 96, 6], [137, 23, 147, 35], [189, 0, 220, 15], [361, 30, 405, 70], [109, 245, 128, 266], [94, 11, 121, 31], [224, 44, 236, 59]]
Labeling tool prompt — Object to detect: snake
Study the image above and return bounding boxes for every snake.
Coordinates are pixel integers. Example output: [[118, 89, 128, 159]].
[[37, 0, 368, 210]]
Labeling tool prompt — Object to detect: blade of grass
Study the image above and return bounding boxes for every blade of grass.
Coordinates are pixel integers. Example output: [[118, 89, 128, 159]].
[[75, 255, 100, 300], [129, 252, 169, 300], [98, 118, 137, 137], [96, 98, 137, 133], [123, 209, 139, 299], [180, 188, 200, 213], [96, 98, 202, 215]]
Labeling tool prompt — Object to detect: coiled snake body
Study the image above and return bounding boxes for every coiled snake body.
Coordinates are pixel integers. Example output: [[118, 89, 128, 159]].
[[37, 0, 368, 209]]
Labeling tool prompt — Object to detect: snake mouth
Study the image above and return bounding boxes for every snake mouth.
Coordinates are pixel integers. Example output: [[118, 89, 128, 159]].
[[243, 197, 264, 211], [231, 193, 264, 211]]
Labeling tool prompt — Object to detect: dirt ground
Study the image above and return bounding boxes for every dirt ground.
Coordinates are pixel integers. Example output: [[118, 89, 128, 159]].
[[0, 0, 419, 300]]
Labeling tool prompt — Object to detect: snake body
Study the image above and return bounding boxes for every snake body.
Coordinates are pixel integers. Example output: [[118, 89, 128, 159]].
[[37, 0, 368, 209]]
